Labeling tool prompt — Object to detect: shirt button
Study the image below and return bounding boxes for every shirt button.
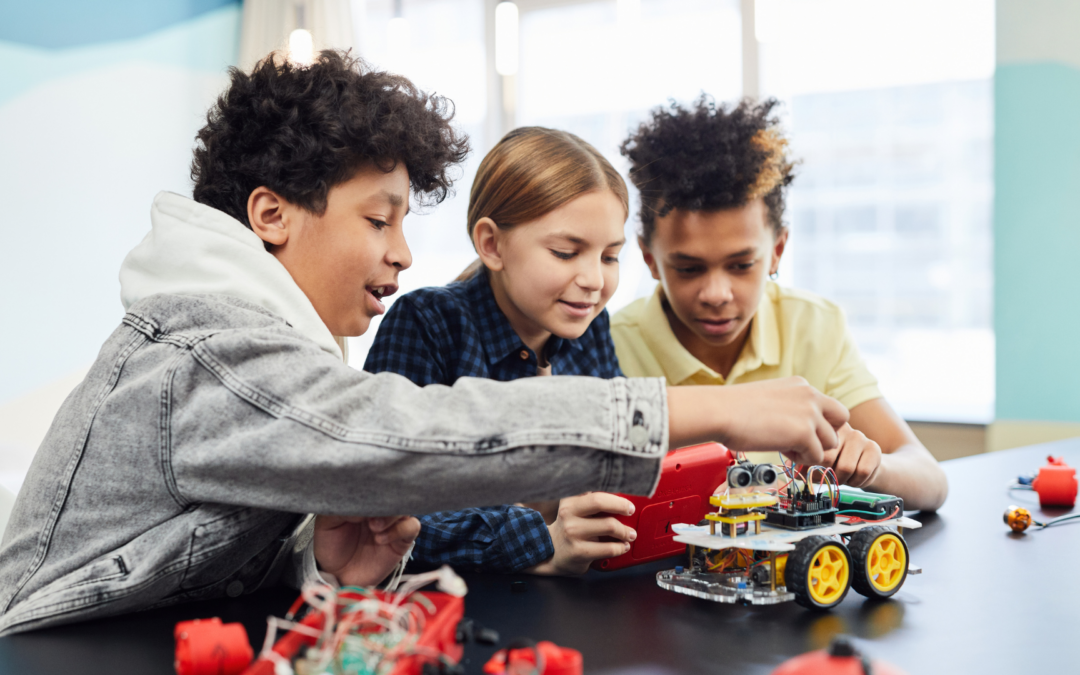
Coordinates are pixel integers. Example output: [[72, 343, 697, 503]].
[[519, 350, 529, 360], [226, 580, 244, 597], [629, 424, 648, 449]]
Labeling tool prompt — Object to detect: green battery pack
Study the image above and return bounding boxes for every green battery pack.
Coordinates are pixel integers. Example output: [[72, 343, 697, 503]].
[[836, 488, 904, 517]]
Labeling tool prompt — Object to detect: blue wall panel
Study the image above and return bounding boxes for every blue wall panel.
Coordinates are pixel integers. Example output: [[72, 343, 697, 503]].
[[994, 61, 1080, 422], [0, 0, 239, 49]]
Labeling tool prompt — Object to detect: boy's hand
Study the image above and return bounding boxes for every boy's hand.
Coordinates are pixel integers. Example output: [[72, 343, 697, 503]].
[[313, 515, 420, 587], [528, 493, 637, 576], [668, 377, 848, 466], [820, 423, 883, 488]]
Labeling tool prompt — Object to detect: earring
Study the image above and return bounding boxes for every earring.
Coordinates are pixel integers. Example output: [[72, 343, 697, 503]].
[[769, 271, 779, 280]]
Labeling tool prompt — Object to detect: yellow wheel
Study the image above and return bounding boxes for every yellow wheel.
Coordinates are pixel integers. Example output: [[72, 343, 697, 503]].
[[849, 526, 909, 599], [785, 536, 852, 609]]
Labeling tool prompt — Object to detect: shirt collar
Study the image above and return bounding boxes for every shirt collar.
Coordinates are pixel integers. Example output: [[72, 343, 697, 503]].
[[638, 283, 781, 384], [462, 269, 579, 366]]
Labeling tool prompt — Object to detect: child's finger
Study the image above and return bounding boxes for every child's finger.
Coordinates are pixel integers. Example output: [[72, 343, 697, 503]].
[[374, 517, 420, 545], [575, 539, 632, 562], [849, 444, 881, 488], [572, 515, 636, 543], [569, 492, 635, 518], [368, 515, 409, 534], [833, 446, 859, 485]]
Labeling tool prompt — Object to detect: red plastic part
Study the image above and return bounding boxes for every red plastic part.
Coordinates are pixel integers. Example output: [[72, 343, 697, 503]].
[[388, 592, 464, 675], [592, 442, 735, 571], [174, 617, 254, 675], [237, 590, 464, 675], [1032, 455, 1078, 508], [483, 641, 583, 675], [771, 650, 908, 675]]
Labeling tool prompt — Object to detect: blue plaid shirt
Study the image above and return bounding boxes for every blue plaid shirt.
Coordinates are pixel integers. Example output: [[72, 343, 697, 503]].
[[364, 269, 622, 572]]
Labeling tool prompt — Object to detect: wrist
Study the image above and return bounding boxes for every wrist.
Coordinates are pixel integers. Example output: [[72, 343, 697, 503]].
[[668, 386, 733, 448], [525, 558, 558, 575]]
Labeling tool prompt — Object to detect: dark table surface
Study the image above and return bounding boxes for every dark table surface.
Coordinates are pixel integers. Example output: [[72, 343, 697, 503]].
[[2, 440, 1079, 675]]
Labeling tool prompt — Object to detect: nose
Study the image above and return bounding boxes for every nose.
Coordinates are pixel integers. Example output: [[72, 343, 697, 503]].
[[699, 270, 733, 306], [388, 225, 412, 271], [576, 255, 604, 294]]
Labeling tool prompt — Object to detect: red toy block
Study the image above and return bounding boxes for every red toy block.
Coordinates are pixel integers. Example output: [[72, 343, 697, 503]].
[[1032, 455, 1078, 508], [484, 641, 583, 675], [174, 617, 253, 675], [771, 638, 907, 675]]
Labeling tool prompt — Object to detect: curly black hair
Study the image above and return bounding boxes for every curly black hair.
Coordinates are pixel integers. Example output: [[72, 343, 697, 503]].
[[620, 95, 795, 244], [192, 50, 470, 229]]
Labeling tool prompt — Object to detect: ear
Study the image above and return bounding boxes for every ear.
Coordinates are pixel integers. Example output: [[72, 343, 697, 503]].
[[473, 217, 506, 272], [769, 227, 789, 276], [639, 236, 661, 281], [247, 186, 290, 248]]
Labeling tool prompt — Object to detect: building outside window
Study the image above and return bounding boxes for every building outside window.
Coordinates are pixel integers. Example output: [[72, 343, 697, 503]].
[[351, 0, 995, 426], [758, 0, 995, 422], [349, 0, 489, 363]]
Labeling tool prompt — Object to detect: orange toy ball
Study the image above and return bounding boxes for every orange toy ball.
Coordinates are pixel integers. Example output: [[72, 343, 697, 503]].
[[1004, 505, 1033, 533]]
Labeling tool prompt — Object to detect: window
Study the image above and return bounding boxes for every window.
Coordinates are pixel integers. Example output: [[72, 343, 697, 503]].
[[516, 0, 743, 312], [348, 0, 489, 365], [352, 0, 996, 425], [758, 0, 995, 422]]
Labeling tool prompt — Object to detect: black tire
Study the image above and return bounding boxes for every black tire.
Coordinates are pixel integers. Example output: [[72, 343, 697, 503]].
[[848, 526, 909, 599], [785, 535, 852, 610]]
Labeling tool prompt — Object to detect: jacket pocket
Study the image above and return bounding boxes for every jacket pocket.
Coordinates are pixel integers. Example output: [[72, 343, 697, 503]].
[[0, 553, 133, 634], [178, 505, 293, 591]]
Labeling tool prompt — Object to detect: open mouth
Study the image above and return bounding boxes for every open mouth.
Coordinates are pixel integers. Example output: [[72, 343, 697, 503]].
[[366, 284, 398, 314], [559, 300, 596, 318]]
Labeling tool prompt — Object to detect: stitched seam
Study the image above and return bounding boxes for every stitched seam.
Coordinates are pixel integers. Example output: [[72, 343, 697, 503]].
[[603, 454, 624, 493], [179, 510, 270, 588], [192, 343, 641, 455], [61, 571, 126, 591], [122, 314, 158, 338], [1, 559, 190, 629], [1, 329, 146, 615], [160, 350, 190, 509], [123, 314, 201, 349]]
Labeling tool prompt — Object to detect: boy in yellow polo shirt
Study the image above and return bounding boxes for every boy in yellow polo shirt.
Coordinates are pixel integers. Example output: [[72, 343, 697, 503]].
[[615, 96, 947, 511]]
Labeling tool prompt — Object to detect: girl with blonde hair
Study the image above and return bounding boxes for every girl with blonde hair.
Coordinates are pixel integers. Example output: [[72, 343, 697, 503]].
[[365, 127, 638, 574]]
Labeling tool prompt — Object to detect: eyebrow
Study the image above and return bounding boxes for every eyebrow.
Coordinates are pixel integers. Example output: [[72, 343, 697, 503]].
[[670, 247, 757, 262], [547, 231, 626, 248], [724, 247, 756, 260], [378, 189, 409, 214]]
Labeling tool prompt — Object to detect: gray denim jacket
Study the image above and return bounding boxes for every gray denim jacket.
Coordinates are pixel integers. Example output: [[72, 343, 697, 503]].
[[0, 292, 667, 634]]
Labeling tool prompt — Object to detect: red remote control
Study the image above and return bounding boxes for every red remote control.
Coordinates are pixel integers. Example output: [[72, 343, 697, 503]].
[[592, 442, 735, 571]]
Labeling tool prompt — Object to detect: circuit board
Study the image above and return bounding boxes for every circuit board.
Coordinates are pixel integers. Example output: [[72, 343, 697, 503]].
[[653, 459, 924, 608], [671, 515, 923, 553], [657, 516, 922, 605]]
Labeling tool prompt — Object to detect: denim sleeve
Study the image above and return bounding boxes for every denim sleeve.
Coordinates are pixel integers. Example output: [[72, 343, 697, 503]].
[[364, 294, 447, 386], [411, 507, 554, 573], [165, 321, 668, 517]]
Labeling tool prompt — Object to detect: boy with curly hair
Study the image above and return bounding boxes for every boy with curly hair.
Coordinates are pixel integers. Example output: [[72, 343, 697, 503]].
[[0, 57, 848, 633], [614, 96, 947, 511]]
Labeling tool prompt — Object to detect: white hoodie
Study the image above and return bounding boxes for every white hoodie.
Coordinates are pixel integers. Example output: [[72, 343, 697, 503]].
[[119, 191, 345, 361]]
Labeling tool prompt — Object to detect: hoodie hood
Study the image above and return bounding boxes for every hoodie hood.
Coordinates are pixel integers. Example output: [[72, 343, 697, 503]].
[[120, 191, 344, 360]]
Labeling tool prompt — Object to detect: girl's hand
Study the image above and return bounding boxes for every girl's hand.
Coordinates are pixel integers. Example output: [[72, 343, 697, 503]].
[[527, 493, 637, 575], [819, 423, 883, 488], [313, 515, 420, 587]]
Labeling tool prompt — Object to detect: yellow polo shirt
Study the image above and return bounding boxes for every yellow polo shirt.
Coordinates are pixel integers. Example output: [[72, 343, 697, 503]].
[[612, 282, 881, 411]]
